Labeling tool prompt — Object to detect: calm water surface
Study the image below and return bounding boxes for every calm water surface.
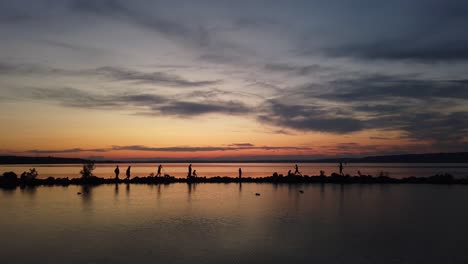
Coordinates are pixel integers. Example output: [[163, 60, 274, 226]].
[[1, 163, 468, 179], [1, 183, 468, 263]]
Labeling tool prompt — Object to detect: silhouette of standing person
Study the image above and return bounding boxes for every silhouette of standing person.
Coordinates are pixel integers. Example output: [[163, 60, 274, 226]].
[[126, 166, 131, 180], [294, 164, 302, 176], [188, 164, 192, 178], [156, 164, 163, 177], [339, 162, 344, 176], [238, 168, 242, 179], [114, 165, 120, 179]]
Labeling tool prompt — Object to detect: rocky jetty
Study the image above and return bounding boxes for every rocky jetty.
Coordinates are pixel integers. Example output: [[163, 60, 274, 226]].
[[1, 171, 466, 189]]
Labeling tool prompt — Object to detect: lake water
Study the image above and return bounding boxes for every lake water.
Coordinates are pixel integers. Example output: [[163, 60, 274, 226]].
[[1, 183, 468, 263], [1, 163, 468, 179]]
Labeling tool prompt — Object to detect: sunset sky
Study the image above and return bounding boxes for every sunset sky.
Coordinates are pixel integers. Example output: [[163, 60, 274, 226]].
[[1, 0, 467, 160]]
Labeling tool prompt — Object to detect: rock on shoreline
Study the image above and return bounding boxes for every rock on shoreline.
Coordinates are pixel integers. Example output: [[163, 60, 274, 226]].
[[0, 171, 466, 189]]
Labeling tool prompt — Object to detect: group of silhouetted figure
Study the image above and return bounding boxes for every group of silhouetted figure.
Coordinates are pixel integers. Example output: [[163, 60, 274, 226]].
[[111, 162, 347, 180], [114, 165, 131, 180], [113, 164, 165, 180]]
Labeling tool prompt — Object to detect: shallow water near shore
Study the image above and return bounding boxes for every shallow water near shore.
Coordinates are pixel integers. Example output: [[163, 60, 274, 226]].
[[1, 183, 468, 264], [2, 162, 468, 179]]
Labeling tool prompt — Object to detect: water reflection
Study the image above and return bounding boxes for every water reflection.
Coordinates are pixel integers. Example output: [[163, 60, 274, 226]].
[[187, 183, 197, 202], [19, 185, 37, 198], [80, 185, 94, 212], [157, 184, 162, 199], [114, 183, 119, 197], [2, 184, 468, 264]]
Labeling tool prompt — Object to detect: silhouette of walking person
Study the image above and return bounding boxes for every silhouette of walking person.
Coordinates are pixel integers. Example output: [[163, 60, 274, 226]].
[[339, 162, 344, 176], [114, 165, 120, 179], [188, 164, 192, 178], [126, 166, 131, 180], [156, 164, 163, 177], [294, 164, 302, 176], [238, 168, 242, 179]]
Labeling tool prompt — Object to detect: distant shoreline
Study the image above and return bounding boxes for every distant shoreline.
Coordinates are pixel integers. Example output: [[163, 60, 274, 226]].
[[1, 172, 467, 189], [1, 152, 468, 164]]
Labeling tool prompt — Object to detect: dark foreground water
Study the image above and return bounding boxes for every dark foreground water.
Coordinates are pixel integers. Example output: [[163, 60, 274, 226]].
[[1, 183, 468, 264]]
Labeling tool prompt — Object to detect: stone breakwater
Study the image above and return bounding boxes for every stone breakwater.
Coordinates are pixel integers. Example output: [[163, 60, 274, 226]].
[[0, 171, 466, 189]]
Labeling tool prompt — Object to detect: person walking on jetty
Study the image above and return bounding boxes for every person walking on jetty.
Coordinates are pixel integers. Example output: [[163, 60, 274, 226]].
[[238, 167, 242, 179], [114, 165, 120, 179], [294, 164, 302, 176], [156, 164, 163, 177], [339, 162, 344, 176], [126, 166, 131, 180], [188, 164, 192, 178]]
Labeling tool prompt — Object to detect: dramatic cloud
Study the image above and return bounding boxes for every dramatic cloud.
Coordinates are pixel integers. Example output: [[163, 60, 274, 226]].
[[257, 99, 365, 134], [24, 144, 312, 154], [2, 0, 468, 156], [255, 73, 468, 146], [112, 144, 312, 152], [157, 100, 250, 116], [12, 86, 251, 117], [228, 143, 254, 147], [93, 66, 221, 87], [0, 62, 220, 88], [263, 63, 327, 76], [27, 148, 108, 154]]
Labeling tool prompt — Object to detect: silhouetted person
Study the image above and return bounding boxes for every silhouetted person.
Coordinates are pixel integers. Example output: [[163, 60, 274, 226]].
[[188, 164, 192, 178], [294, 164, 302, 176], [192, 170, 197, 177], [126, 166, 131, 180], [288, 170, 292, 176], [339, 162, 344, 176], [156, 164, 163, 177], [114, 165, 120, 179], [238, 168, 242, 179]]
